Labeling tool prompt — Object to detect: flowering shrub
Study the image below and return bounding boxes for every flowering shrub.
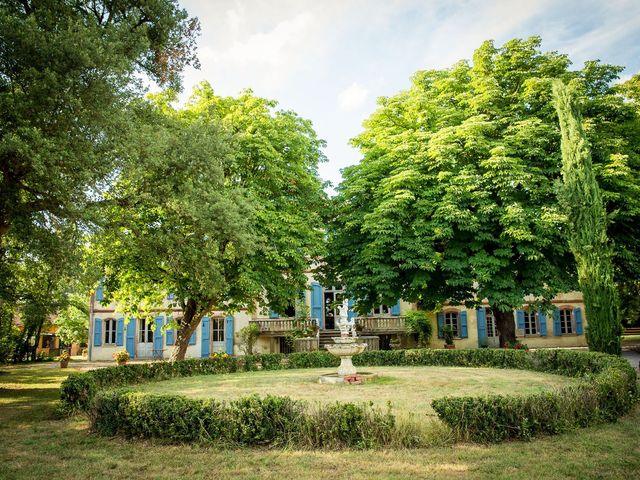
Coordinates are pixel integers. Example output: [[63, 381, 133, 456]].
[[112, 350, 130, 364], [58, 351, 71, 362], [503, 340, 529, 351]]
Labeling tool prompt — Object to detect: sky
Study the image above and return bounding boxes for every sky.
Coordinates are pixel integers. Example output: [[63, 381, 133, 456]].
[[178, 0, 640, 192]]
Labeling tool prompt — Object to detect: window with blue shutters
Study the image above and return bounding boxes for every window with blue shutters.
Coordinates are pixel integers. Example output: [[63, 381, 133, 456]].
[[559, 308, 573, 334], [444, 311, 459, 337], [104, 318, 116, 344]]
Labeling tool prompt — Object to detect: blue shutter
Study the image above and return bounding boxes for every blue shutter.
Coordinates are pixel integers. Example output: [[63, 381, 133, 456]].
[[516, 310, 525, 331], [476, 309, 487, 347], [153, 316, 164, 352], [390, 300, 401, 316], [310, 283, 323, 329], [201, 316, 210, 358], [347, 298, 356, 321], [189, 328, 196, 345], [268, 309, 279, 319], [95, 283, 104, 302], [553, 309, 561, 336], [116, 317, 124, 346], [460, 311, 468, 338], [166, 325, 174, 346], [574, 307, 583, 335], [126, 318, 136, 358], [93, 318, 102, 347], [225, 315, 234, 355], [437, 313, 444, 338], [538, 311, 547, 336]]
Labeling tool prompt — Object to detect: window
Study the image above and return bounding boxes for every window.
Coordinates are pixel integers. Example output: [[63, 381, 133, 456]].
[[485, 309, 498, 337], [139, 318, 153, 343], [212, 318, 225, 343], [444, 312, 459, 337], [104, 319, 117, 344], [559, 308, 573, 334], [524, 310, 538, 335], [370, 305, 391, 316]]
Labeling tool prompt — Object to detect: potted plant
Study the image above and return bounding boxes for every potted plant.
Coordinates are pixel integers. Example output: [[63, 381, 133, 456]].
[[112, 350, 130, 366], [389, 336, 402, 350], [443, 325, 455, 349], [59, 351, 70, 369]]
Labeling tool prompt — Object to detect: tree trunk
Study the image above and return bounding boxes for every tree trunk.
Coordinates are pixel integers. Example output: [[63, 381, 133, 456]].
[[493, 309, 516, 347], [169, 298, 204, 362]]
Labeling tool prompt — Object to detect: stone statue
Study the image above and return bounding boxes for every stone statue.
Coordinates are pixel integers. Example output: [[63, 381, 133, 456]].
[[336, 299, 355, 337]]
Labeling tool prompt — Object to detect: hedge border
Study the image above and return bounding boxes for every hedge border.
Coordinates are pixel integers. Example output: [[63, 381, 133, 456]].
[[60, 349, 638, 445]]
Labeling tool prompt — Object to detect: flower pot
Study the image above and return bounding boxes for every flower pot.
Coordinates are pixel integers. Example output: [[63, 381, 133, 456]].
[[444, 344, 456, 349], [60, 359, 69, 368], [116, 360, 127, 366]]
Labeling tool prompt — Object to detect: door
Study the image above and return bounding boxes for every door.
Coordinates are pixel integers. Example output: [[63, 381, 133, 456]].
[[137, 318, 154, 358], [485, 309, 500, 348], [323, 287, 344, 330], [211, 317, 225, 353]]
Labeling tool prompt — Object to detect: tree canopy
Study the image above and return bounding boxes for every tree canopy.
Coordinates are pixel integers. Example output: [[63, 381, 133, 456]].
[[0, 0, 199, 359], [325, 37, 640, 343], [94, 83, 327, 359]]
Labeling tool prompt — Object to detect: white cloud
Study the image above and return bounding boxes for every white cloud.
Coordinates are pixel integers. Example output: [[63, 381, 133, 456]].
[[338, 82, 369, 111]]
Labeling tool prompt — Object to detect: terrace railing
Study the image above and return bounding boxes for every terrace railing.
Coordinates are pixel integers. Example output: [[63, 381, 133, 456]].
[[355, 316, 407, 333], [249, 317, 318, 336]]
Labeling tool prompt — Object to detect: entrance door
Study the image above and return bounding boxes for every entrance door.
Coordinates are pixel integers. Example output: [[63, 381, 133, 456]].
[[211, 317, 225, 353], [485, 309, 500, 348], [137, 318, 154, 358], [323, 287, 345, 330]]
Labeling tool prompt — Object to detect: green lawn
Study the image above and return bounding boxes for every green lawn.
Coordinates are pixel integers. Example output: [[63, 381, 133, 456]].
[[1, 364, 639, 480], [134, 366, 577, 416]]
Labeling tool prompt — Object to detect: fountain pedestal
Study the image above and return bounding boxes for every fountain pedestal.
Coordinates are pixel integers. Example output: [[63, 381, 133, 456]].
[[318, 336, 376, 384]]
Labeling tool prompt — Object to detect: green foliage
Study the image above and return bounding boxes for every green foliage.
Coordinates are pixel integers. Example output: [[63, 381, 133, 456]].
[[93, 83, 327, 359], [238, 324, 261, 355], [62, 348, 637, 446], [0, 0, 198, 361], [404, 311, 433, 347], [553, 80, 622, 354], [442, 326, 455, 346], [324, 37, 640, 345], [54, 294, 89, 346], [91, 390, 396, 449]]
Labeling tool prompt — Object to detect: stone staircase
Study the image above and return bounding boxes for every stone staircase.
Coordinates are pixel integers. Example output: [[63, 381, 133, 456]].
[[319, 329, 340, 350]]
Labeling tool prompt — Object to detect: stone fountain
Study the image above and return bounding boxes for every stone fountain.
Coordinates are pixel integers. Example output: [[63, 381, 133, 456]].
[[319, 299, 376, 384]]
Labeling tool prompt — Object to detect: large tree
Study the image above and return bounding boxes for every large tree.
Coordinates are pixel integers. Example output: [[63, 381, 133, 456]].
[[325, 37, 640, 346], [553, 80, 622, 354], [94, 84, 327, 360], [0, 1, 199, 342]]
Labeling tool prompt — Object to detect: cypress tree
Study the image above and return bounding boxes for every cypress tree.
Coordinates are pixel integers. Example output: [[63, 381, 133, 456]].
[[553, 80, 622, 354]]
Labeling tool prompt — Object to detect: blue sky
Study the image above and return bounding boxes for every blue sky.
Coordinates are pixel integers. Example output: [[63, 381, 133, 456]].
[[179, 0, 640, 191]]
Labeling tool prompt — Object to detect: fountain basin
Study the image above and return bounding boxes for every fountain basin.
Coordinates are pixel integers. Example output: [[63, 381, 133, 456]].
[[318, 372, 378, 384]]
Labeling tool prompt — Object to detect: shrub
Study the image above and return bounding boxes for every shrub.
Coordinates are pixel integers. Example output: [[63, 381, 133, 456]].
[[61, 348, 638, 446], [404, 311, 433, 347], [238, 324, 260, 355]]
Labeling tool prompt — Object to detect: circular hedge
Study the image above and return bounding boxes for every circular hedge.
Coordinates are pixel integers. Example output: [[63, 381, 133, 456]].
[[60, 349, 638, 447]]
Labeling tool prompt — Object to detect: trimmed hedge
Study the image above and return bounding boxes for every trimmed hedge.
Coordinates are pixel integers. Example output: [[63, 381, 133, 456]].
[[60, 349, 638, 445], [91, 391, 396, 448]]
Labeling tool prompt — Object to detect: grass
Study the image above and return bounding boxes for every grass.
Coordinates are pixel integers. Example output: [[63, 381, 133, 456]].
[[134, 366, 578, 416], [1, 364, 639, 479]]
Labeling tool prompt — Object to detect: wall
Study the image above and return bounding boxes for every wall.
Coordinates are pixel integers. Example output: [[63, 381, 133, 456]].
[[427, 291, 588, 349]]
